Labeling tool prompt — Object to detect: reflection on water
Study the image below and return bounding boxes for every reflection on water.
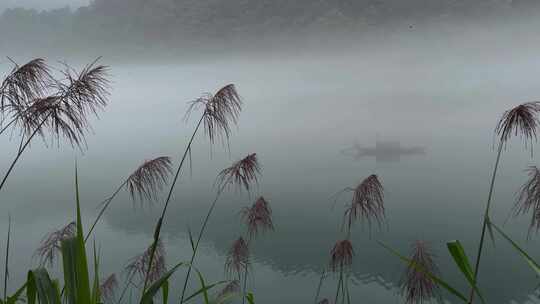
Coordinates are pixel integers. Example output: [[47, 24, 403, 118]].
[[341, 140, 426, 162], [1, 52, 540, 303]]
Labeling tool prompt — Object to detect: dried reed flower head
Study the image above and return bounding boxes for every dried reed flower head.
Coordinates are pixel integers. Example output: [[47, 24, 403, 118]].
[[19, 60, 110, 149], [34, 221, 76, 266], [341, 175, 385, 231], [401, 241, 440, 304], [241, 196, 274, 238], [215, 280, 241, 301], [329, 239, 354, 272], [100, 273, 118, 303], [224, 237, 250, 278], [186, 84, 242, 144], [216, 153, 261, 192], [514, 166, 540, 234], [126, 156, 173, 203], [125, 239, 166, 286], [495, 102, 540, 149], [0, 58, 51, 112], [56, 59, 110, 115]]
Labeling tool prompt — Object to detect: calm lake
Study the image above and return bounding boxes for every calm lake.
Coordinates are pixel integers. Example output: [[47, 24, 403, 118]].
[[1, 48, 540, 303]]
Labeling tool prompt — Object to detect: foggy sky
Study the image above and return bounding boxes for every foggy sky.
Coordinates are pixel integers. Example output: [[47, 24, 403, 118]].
[[0, 0, 88, 11]]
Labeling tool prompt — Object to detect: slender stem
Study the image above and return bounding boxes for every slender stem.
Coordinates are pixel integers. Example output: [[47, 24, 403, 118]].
[[117, 272, 137, 304], [85, 180, 128, 243], [141, 114, 205, 296], [468, 142, 503, 303], [334, 265, 343, 304], [314, 268, 326, 304], [0, 117, 16, 137], [179, 181, 229, 303], [3, 215, 11, 302], [0, 114, 49, 193], [242, 266, 248, 304]]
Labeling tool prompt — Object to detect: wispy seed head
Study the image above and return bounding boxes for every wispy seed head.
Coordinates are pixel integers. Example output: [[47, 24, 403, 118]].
[[342, 174, 385, 231], [0, 58, 51, 112], [215, 280, 241, 301], [225, 237, 250, 278], [495, 101, 540, 149], [514, 166, 540, 235], [241, 196, 274, 238], [125, 239, 166, 286], [401, 240, 440, 304], [186, 84, 242, 144], [216, 153, 261, 192], [35, 221, 76, 266], [126, 156, 173, 203], [329, 239, 354, 272], [100, 274, 118, 303]]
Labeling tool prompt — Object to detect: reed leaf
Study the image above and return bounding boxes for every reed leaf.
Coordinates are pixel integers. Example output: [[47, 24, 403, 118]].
[[2, 283, 26, 304], [27, 268, 61, 304], [140, 262, 184, 304], [446, 240, 486, 304], [488, 220, 540, 276], [378, 241, 469, 303], [60, 165, 92, 304], [245, 293, 255, 304]]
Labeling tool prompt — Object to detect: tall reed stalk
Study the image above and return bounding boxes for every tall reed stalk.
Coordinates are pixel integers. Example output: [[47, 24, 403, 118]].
[[179, 153, 261, 303], [140, 84, 243, 298], [0, 58, 110, 194], [469, 101, 540, 303], [3, 215, 11, 303]]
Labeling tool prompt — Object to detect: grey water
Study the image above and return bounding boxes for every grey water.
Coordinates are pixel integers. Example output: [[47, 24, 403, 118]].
[[2, 41, 540, 303]]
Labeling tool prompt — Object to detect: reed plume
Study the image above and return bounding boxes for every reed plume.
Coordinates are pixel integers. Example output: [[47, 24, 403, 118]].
[[513, 166, 540, 235], [401, 241, 440, 304], [178, 153, 261, 302], [470, 101, 540, 303], [186, 84, 242, 144], [215, 280, 240, 302], [340, 175, 385, 233], [0, 58, 51, 113], [85, 156, 172, 242], [225, 237, 250, 279], [34, 222, 76, 266], [216, 153, 261, 192], [126, 239, 166, 286], [0, 59, 110, 194], [144, 84, 243, 297], [329, 239, 354, 304], [126, 156, 173, 203], [100, 273, 118, 303], [241, 196, 274, 238], [329, 240, 354, 272], [495, 101, 540, 149]]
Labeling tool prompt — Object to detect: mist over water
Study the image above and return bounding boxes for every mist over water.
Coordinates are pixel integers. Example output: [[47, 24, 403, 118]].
[[2, 1, 540, 303]]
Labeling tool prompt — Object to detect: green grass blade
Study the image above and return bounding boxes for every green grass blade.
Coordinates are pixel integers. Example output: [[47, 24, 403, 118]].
[[446, 240, 486, 304], [140, 263, 184, 304], [245, 293, 255, 304], [489, 221, 540, 276], [181, 279, 228, 303], [91, 243, 100, 304], [377, 241, 469, 303], [195, 270, 210, 304], [73, 164, 92, 304], [5, 282, 26, 304], [162, 280, 169, 304], [27, 269, 61, 304]]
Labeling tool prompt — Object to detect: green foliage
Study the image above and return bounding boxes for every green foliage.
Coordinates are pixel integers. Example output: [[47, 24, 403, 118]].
[[378, 241, 480, 303], [488, 220, 540, 276]]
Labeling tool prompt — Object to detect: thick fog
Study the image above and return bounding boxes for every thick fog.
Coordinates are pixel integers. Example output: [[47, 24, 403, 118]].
[[3, 1, 540, 304]]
